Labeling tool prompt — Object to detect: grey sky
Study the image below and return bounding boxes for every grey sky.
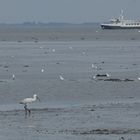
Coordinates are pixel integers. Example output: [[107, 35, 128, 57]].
[[0, 0, 139, 23]]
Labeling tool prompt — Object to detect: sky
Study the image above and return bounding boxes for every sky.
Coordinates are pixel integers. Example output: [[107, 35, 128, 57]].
[[0, 0, 139, 23]]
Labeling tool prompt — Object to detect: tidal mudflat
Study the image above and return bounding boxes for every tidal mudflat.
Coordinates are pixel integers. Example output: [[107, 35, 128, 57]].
[[0, 26, 140, 139]]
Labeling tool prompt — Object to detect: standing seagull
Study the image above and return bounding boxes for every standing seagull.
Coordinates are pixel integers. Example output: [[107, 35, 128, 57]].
[[41, 68, 44, 73], [91, 64, 98, 70], [19, 94, 40, 116], [12, 74, 15, 80], [59, 75, 65, 81]]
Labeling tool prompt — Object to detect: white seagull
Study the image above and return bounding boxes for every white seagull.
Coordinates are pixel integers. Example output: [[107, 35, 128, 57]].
[[52, 49, 55, 52], [106, 73, 111, 77], [19, 94, 40, 116], [41, 69, 44, 72], [91, 64, 98, 69], [69, 46, 73, 50], [12, 74, 15, 80], [59, 75, 64, 81], [137, 77, 140, 80]]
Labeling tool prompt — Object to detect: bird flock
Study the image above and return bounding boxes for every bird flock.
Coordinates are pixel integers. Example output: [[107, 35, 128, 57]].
[[6, 44, 140, 118]]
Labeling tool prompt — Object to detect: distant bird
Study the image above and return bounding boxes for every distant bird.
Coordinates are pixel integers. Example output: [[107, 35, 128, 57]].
[[41, 69, 44, 72], [106, 73, 111, 77], [92, 75, 97, 80], [12, 74, 15, 80], [91, 64, 98, 69], [39, 46, 43, 49], [82, 51, 86, 55], [69, 46, 73, 50], [59, 75, 64, 81], [11, 55, 15, 58], [52, 49, 55, 52], [138, 77, 140, 80], [19, 94, 40, 116]]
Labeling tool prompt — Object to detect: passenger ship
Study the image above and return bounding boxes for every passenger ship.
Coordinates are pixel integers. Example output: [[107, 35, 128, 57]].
[[101, 11, 140, 29]]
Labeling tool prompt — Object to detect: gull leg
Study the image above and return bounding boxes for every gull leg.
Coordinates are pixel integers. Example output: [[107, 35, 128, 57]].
[[28, 109, 31, 116], [25, 105, 31, 116], [24, 104, 28, 116], [24, 104, 31, 116]]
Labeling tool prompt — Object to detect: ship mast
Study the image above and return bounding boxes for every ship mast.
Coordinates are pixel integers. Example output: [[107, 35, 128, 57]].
[[119, 10, 124, 21]]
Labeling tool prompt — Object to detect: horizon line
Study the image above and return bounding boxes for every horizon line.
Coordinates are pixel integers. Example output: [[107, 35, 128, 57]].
[[0, 21, 100, 25]]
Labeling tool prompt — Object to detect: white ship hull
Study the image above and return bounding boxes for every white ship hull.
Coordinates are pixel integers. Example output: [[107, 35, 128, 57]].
[[101, 10, 140, 29], [101, 24, 140, 29]]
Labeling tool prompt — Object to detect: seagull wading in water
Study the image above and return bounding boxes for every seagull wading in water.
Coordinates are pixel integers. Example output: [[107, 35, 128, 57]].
[[19, 94, 40, 116]]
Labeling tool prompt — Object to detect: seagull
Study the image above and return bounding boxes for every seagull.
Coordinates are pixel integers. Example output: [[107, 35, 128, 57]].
[[11, 55, 15, 58], [52, 49, 55, 52], [69, 46, 73, 50], [92, 75, 97, 80], [12, 74, 15, 80], [82, 51, 86, 55], [41, 69, 44, 72], [106, 73, 111, 77], [91, 64, 98, 69], [59, 75, 64, 81], [137, 77, 140, 80], [39, 46, 43, 49], [19, 94, 40, 116]]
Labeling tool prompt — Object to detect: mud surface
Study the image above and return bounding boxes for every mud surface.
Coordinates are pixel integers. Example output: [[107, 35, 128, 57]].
[[0, 27, 140, 139]]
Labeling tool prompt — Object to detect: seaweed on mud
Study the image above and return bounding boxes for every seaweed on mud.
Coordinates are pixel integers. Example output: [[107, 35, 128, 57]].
[[93, 78, 134, 82], [104, 78, 134, 82], [23, 65, 30, 68], [38, 128, 140, 135], [68, 128, 140, 135]]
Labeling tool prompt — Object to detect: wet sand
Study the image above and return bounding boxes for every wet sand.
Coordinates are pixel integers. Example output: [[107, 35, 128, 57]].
[[0, 26, 140, 139]]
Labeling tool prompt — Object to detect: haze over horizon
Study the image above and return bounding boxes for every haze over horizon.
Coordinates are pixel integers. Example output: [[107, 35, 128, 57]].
[[0, 0, 139, 23]]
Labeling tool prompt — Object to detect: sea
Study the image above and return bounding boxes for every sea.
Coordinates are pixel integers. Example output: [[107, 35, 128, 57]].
[[0, 24, 140, 140]]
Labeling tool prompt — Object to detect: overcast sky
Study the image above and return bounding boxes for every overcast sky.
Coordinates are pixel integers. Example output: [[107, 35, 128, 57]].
[[0, 0, 139, 23]]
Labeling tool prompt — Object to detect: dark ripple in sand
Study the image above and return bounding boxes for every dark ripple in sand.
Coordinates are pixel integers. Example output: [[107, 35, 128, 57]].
[[104, 78, 134, 82], [34, 128, 140, 135], [93, 78, 134, 82], [67, 128, 140, 135], [0, 107, 68, 116]]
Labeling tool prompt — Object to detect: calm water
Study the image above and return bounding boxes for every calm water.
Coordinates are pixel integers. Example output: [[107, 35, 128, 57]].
[[0, 25, 140, 41], [0, 26, 140, 108], [0, 39, 139, 109], [0, 26, 140, 140]]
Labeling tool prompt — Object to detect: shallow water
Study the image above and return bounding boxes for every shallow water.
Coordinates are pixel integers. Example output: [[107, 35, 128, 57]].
[[0, 26, 140, 139], [0, 40, 140, 106]]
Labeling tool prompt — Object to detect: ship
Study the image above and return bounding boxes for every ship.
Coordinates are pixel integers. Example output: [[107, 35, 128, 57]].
[[101, 10, 140, 29]]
